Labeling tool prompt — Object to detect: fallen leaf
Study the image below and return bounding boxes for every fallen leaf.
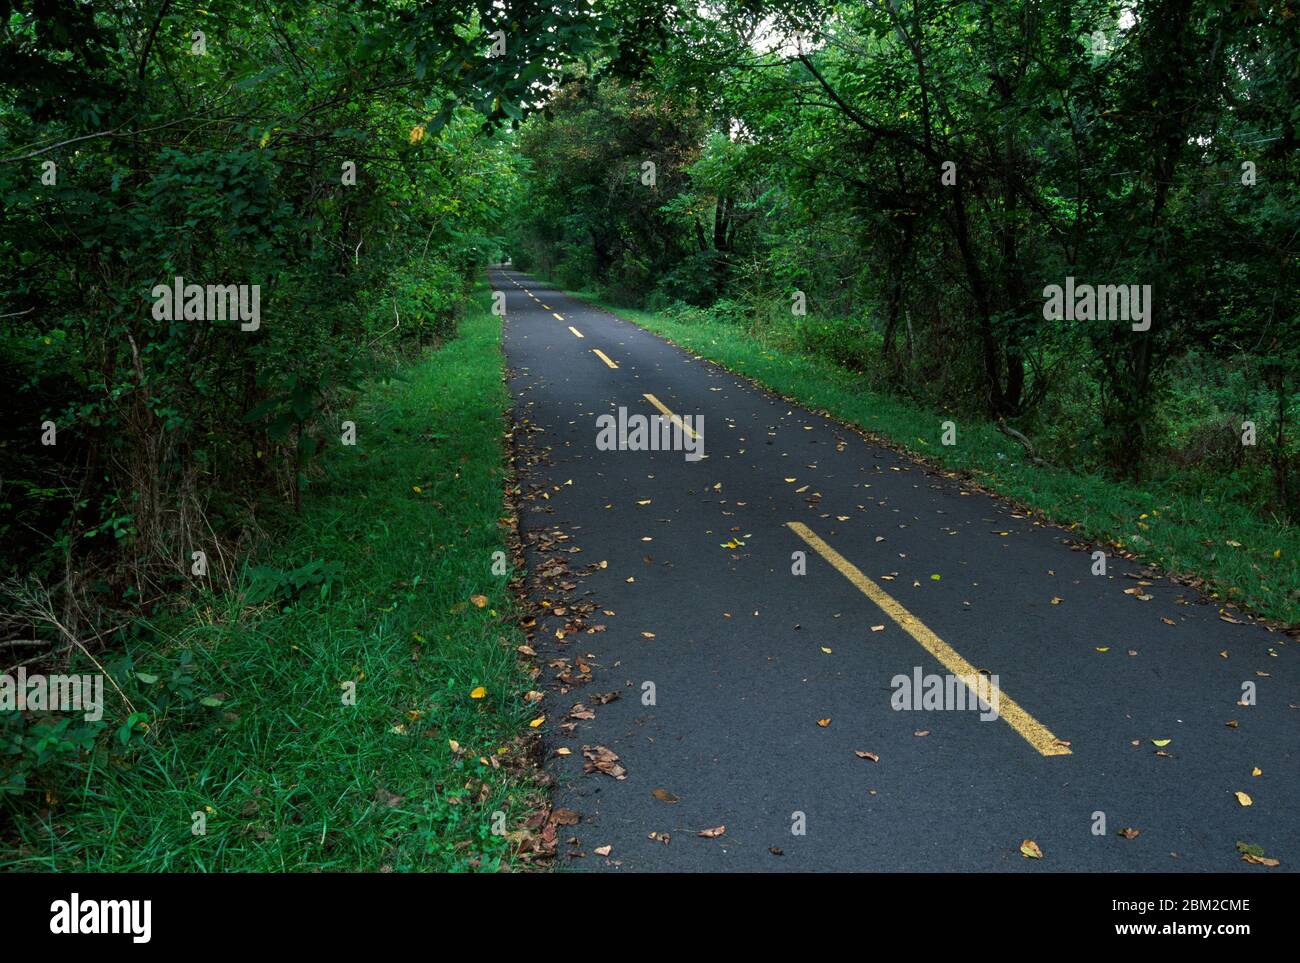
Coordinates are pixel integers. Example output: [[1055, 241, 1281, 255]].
[[1242, 853, 1280, 867], [651, 788, 680, 803], [698, 825, 726, 839], [817, 718, 831, 727], [593, 845, 612, 857], [1020, 839, 1043, 859], [583, 745, 626, 779], [1117, 827, 1140, 840], [855, 751, 880, 762], [470, 595, 488, 608], [1235, 791, 1253, 807]]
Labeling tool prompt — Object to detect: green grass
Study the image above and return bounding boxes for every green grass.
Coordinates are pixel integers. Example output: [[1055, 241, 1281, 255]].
[[561, 287, 1300, 627], [1, 284, 537, 871]]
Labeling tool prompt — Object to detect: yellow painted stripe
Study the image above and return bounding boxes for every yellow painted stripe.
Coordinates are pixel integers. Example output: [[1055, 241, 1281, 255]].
[[592, 349, 619, 369], [642, 393, 700, 441], [568, 326, 584, 339], [542, 304, 551, 310], [553, 312, 564, 321], [786, 521, 1071, 757]]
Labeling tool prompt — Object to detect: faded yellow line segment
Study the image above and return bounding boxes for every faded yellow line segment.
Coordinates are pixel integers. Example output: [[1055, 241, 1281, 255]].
[[642, 393, 700, 441], [568, 326, 584, 338], [592, 349, 619, 369], [786, 521, 1071, 758]]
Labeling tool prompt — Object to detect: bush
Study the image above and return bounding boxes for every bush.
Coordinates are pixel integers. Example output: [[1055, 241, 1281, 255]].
[[651, 250, 727, 307], [377, 259, 468, 345], [795, 316, 883, 372]]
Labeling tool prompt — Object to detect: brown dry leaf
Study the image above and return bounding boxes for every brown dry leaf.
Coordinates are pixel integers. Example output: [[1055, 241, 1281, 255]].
[[855, 751, 880, 762], [914, 730, 930, 737], [1117, 827, 1140, 840], [469, 595, 488, 608], [551, 808, 580, 826], [651, 788, 680, 804], [1020, 839, 1043, 859], [593, 844, 612, 857], [1235, 791, 1253, 807], [582, 745, 626, 780], [698, 825, 726, 839], [1242, 853, 1280, 867], [817, 718, 831, 728]]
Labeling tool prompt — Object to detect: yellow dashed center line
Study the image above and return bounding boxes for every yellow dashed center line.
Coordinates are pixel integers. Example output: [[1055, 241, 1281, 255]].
[[568, 326, 584, 339], [553, 312, 564, 321], [592, 349, 619, 369], [786, 521, 1071, 758], [542, 304, 551, 310], [642, 393, 700, 440]]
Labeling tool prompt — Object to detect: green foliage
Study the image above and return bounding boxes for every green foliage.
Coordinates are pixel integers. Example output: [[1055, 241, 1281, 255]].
[[374, 259, 470, 345], [1, 291, 539, 871], [795, 316, 883, 373], [0, 0, 590, 614], [1, 712, 103, 796], [512, 0, 1299, 518], [245, 558, 344, 606]]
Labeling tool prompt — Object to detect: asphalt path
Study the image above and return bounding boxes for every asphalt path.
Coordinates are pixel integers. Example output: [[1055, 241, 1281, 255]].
[[496, 267, 1297, 873]]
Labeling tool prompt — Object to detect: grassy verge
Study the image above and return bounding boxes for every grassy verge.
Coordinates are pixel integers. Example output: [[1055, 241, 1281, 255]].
[[560, 286, 1300, 627], [2, 283, 536, 871]]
